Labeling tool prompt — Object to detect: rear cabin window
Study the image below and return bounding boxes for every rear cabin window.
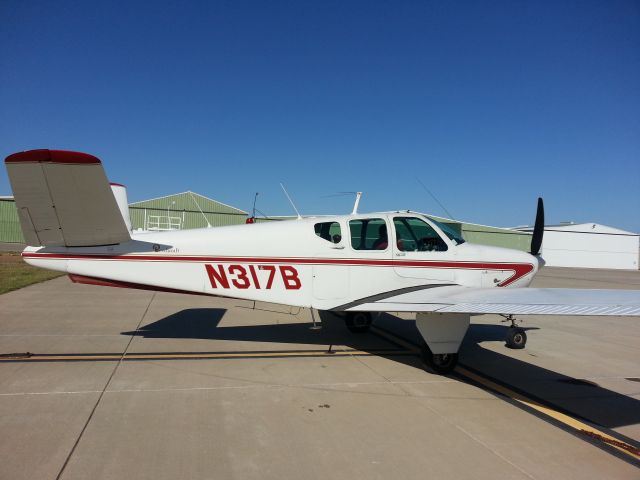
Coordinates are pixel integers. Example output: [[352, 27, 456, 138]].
[[314, 221, 342, 244], [394, 217, 448, 252], [349, 218, 388, 250]]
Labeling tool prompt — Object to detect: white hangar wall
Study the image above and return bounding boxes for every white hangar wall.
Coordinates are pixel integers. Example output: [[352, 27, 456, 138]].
[[517, 223, 639, 270]]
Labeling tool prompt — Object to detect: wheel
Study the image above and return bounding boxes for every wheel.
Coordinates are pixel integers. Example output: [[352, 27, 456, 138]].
[[505, 327, 527, 349], [345, 312, 372, 333], [420, 341, 458, 374]]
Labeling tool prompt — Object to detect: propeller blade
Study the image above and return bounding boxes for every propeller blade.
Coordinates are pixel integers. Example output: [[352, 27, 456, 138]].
[[530, 197, 544, 255]]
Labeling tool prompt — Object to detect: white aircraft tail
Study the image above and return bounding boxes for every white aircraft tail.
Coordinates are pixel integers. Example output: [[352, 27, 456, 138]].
[[110, 183, 133, 232], [5, 149, 131, 247]]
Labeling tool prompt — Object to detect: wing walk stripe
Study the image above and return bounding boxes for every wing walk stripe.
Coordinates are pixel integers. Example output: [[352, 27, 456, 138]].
[[330, 284, 457, 311]]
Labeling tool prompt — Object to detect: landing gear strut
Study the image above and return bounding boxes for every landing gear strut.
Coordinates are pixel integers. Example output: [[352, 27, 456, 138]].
[[501, 315, 527, 349], [415, 312, 468, 375], [345, 312, 372, 333], [420, 341, 458, 374]]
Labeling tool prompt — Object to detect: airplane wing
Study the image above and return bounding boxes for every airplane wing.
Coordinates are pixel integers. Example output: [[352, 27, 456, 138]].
[[338, 285, 640, 316]]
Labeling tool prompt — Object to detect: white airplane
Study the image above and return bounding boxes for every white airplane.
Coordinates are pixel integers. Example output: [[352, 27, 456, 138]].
[[5, 149, 640, 373]]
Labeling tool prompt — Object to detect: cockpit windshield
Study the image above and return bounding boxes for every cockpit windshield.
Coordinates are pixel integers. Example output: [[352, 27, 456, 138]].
[[427, 217, 466, 245], [393, 217, 448, 252]]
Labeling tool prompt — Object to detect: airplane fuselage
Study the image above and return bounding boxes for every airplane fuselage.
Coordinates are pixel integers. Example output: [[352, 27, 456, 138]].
[[22, 212, 539, 311]]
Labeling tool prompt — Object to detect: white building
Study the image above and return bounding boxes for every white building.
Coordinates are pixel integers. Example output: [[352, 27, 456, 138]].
[[513, 223, 639, 270]]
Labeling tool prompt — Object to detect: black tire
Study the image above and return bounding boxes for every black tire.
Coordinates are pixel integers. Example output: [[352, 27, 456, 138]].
[[345, 312, 372, 333], [505, 327, 527, 349], [420, 341, 458, 374]]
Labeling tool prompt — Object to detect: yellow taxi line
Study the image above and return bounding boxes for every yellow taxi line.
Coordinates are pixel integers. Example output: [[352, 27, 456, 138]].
[[457, 366, 640, 460], [371, 324, 639, 461]]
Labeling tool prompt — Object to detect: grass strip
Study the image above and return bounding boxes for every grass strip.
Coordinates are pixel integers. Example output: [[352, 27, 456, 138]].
[[0, 253, 64, 294]]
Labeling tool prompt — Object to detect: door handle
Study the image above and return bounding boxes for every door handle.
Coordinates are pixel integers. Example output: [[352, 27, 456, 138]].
[[395, 252, 406, 256], [331, 245, 345, 250]]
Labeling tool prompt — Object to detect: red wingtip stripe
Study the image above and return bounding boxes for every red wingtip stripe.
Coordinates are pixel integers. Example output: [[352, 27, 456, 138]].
[[110, 182, 126, 188], [5, 149, 100, 164]]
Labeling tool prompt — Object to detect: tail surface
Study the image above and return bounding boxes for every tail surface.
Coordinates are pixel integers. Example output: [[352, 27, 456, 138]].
[[5, 149, 131, 247]]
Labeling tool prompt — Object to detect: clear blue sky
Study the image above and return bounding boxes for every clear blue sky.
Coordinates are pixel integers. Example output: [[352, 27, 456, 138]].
[[1, 1, 639, 232]]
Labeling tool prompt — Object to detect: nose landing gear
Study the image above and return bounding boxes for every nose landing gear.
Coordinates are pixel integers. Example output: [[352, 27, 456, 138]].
[[501, 315, 527, 349]]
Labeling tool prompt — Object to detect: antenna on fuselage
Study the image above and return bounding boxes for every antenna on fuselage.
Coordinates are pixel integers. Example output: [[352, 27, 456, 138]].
[[189, 191, 212, 228], [252, 192, 259, 217], [246, 192, 259, 224], [280, 183, 302, 219], [416, 179, 455, 220], [352, 192, 362, 214], [321, 191, 362, 214]]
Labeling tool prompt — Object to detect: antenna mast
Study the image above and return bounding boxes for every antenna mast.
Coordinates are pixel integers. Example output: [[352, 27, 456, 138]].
[[416, 179, 455, 220], [280, 183, 302, 219], [189, 191, 212, 228], [351, 192, 362, 214], [252, 192, 259, 218]]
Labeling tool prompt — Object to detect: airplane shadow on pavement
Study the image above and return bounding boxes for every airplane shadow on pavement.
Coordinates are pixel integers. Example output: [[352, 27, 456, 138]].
[[124, 308, 391, 349], [123, 308, 640, 431]]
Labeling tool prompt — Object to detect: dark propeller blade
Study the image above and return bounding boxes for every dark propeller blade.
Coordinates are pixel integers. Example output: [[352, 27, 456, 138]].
[[530, 197, 544, 255]]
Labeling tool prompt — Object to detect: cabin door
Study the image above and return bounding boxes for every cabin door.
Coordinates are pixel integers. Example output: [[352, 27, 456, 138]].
[[392, 216, 456, 283], [312, 220, 350, 300]]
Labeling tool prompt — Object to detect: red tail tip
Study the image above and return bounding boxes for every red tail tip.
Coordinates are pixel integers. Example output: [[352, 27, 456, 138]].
[[5, 149, 100, 164]]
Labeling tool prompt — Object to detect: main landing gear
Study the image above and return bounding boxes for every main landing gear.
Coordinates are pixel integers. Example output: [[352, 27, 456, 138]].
[[415, 312, 469, 375], [344, 312, 373, 333], [420, 341, 458, 374], [501, 315, 527, 349]]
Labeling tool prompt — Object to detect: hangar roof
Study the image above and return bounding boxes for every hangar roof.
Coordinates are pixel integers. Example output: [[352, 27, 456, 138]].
[[513, 223, 638, 236], [129, 191, 247, 215]]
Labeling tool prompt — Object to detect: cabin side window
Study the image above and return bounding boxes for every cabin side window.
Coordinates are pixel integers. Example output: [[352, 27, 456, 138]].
[[393, 217, 448, 252], [349, 218, 388, 250], [314, 221, 342, 244]]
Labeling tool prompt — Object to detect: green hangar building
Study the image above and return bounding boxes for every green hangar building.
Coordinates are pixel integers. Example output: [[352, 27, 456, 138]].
[[0, 196, 22, 244], [428, 215, 532, 252], [5, 193, 637, 269], [1, 192, 532, 250], [128, 191, 247, 231], [0, 192, 248, 245]]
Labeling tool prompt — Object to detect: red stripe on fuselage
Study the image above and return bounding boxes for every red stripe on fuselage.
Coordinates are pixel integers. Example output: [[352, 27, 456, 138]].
[[25, 253, 534, 287]]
